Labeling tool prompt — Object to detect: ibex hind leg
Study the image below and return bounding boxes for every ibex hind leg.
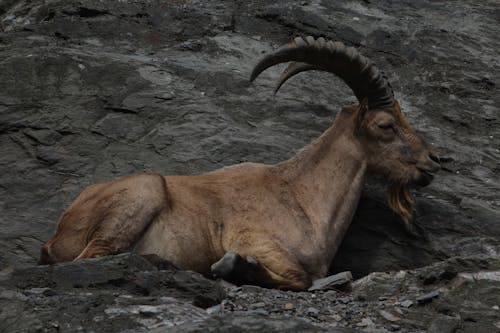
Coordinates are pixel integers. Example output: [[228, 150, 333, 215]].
[[75, 173, 169, 260]]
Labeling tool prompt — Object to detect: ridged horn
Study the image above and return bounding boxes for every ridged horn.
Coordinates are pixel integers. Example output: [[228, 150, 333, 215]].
[[251, 36, 395, 110], [274, 61, 317, 94]]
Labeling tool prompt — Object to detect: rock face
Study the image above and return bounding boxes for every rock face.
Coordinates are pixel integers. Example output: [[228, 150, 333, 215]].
[[0, 0, 499, 332]]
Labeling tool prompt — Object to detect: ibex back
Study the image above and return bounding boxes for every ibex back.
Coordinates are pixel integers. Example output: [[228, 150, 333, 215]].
[[40, 37, 440, 290]]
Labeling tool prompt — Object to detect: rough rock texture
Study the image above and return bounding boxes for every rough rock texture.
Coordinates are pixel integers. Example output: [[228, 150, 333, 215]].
[[0, 0, 499, 332], [1, 254, 499, 332], [0, 253, 226, 332]]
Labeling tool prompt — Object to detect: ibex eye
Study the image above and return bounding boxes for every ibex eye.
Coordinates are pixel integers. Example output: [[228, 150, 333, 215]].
[[378, 123, 393, 130]]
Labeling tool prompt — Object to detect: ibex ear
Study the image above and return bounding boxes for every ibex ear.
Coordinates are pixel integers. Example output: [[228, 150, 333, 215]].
[[355, 98, 369, 130]]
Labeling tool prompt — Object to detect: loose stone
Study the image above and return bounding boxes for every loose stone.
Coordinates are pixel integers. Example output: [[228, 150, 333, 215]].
[[417, 290, 440, 305], [379, 310, 400, 322]]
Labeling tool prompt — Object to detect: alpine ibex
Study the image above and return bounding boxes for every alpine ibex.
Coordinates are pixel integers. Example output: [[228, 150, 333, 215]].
[[39, 37, 440, 290]]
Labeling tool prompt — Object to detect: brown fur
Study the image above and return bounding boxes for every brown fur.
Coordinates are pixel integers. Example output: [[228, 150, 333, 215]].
[[388, 184, 414, 226], [39, 100, 439, 290]]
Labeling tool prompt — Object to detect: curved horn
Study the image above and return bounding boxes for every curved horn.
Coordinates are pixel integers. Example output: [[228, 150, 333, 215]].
[[274, 61, 317, 94], [251, 36, 395, 110]]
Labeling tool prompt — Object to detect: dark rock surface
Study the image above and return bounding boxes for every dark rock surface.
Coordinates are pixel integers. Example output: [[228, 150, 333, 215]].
[[0, 0, 499, 332], [0, 253, 225, 332], [1, 253, 499, 332]]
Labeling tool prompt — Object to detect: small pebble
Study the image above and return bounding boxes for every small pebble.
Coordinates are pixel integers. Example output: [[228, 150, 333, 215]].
[[43, 289, 58, 297], [492, 305, 499, 310], [400, 300, 413, 308], [248, 309, 268, 315], [417, 289, 439, 305], [356, 317, 375, 327], [283, 303, 294, 310], [206, 304, 222, 315], [306, 307, 320, 316], [138, 305, 163, 316], [324, 290, 337, 297], [159, 296, 176, 303], [394, 307, 404, 315], [379, 310, 400, 322], [25, 288, 57, 296], [331, 314, 342, 321], [337, 297, 351, 304], [249, 302, 266, 309]]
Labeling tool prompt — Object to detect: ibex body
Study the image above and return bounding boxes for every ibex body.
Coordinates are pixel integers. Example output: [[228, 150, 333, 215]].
[[40, 37, 440, 290]]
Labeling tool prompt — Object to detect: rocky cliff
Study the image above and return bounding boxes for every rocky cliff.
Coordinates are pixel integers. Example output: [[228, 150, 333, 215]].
[[0, 0, 499, 332]]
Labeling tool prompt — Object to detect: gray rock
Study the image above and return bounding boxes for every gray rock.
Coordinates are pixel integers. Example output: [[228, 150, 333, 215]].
[[306, 306, 320, 316], [337, 296, 352, 304], [416, 290, 440, 305], [356, 317, 375, 327], [417, 256, 500, 285], [309, 271, 353, 291], [205, 304, 222, 315], [8, 253, 156, 289], [427, 315, 460, 333], [1, 0, 499, 285], [0, 0, 499, 332], [249, 301, 266, 309], [389, 324, 400, 331], [131, 268, 226, 308], [3, 252, 225, 307], [456, 271, 500, 282], [156, 313, 354, 332], [399, 300, 413, 308], [24, 287, 57, 296], [379, 310, 400, 322]]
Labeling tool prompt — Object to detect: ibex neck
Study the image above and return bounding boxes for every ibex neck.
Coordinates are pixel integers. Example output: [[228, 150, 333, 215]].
[[277, 120, 367, 264]]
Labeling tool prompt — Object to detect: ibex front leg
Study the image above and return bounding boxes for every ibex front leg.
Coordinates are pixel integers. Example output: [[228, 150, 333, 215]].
[[212, 240, 312, 291]]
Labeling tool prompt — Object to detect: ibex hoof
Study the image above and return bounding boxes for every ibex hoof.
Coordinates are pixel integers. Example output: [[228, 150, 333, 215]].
[[211, 252, 260, 280], [211, 251, 240, 278]]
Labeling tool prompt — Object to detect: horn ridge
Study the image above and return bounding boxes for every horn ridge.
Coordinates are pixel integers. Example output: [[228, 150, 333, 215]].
[[250, 36, 395, 109], [274, 62, 317, 94]]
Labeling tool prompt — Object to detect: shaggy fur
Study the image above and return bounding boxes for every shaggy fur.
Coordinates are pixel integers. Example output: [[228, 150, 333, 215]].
[[388, 184, 414, 226]]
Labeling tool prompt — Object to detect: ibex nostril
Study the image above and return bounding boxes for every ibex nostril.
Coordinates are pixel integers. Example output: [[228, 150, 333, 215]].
[[429, 154, 440, 164]]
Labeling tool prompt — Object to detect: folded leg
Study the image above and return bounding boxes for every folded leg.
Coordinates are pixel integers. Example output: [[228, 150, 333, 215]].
[[40, 173, 169, 264], [211, 248, 311, 291], [76, 173, 169, 260]]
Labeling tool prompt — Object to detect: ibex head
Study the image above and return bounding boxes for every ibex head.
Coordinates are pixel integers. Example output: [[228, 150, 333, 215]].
[[251, 36, 440, 224]]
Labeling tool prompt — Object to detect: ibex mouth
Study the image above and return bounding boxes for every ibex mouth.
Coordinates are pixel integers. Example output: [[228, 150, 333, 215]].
[[416, 168, 435, 187]]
